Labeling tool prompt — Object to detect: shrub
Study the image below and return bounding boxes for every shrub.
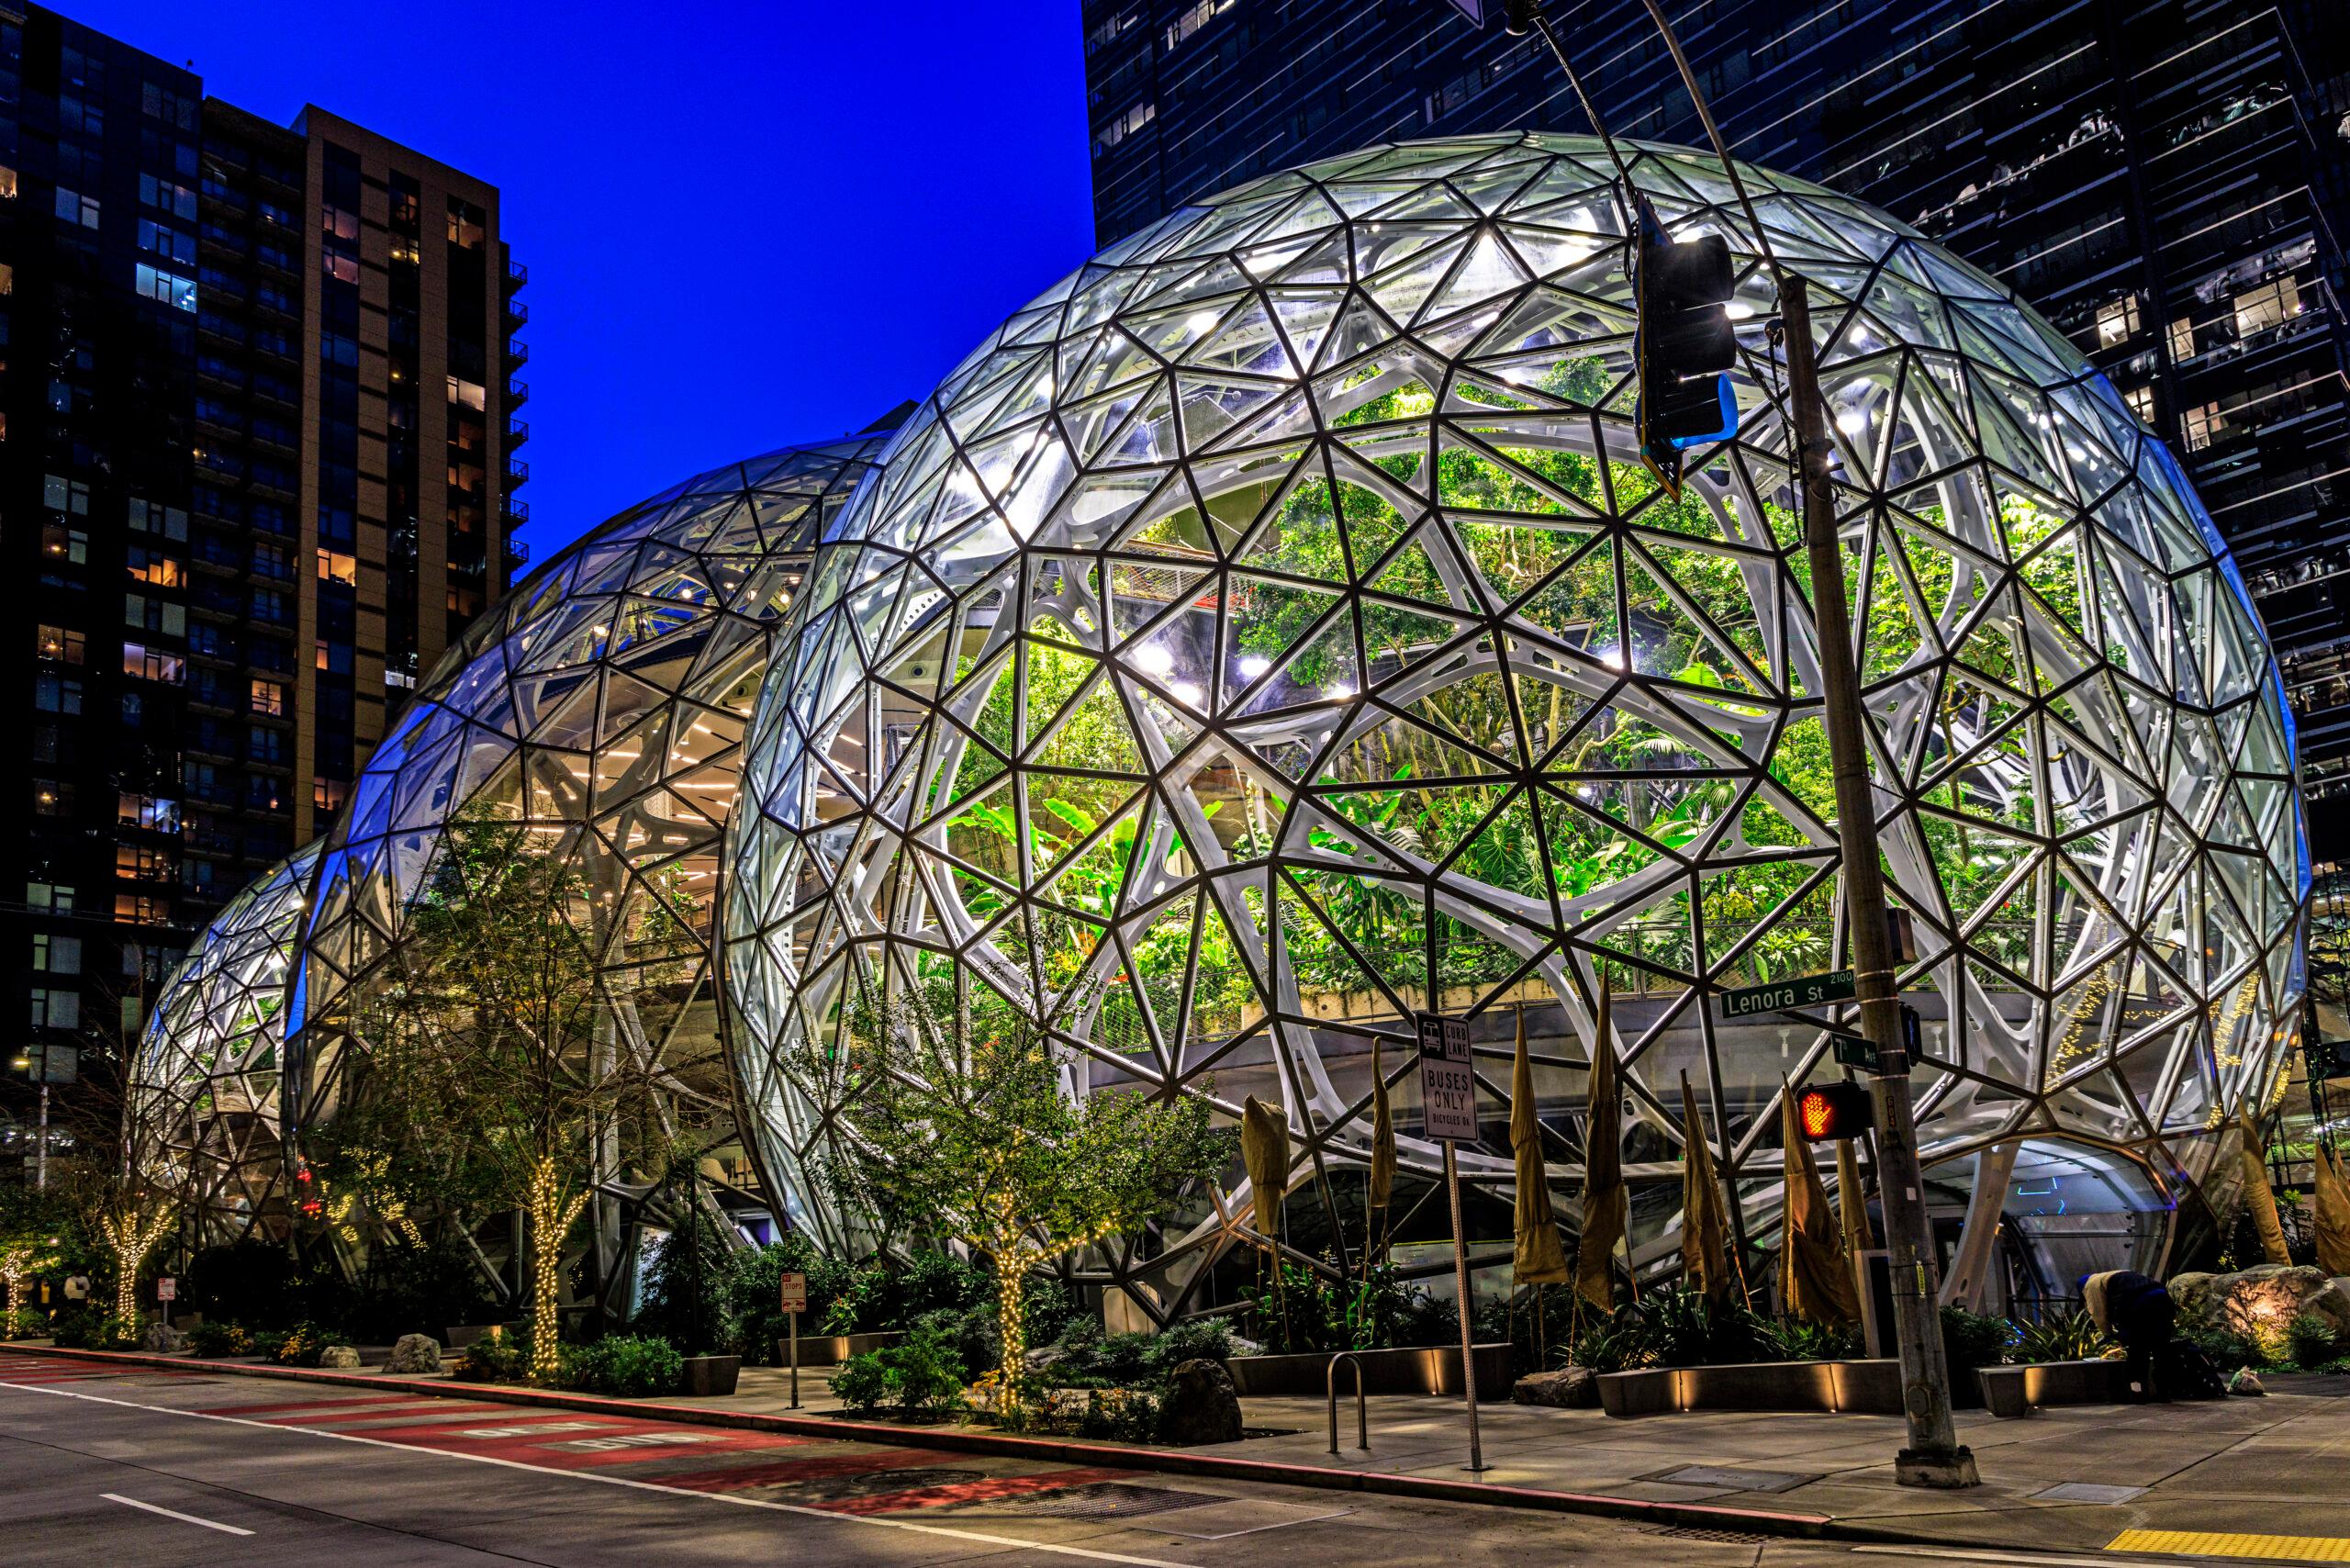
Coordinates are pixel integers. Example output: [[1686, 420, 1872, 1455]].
[[0, 1307, 47, 1339], [2288, 1313, 2340, 1369], [2009, 1310, 2111, 1364], [1939, 1305, 2009, 1379], [633, 1209, 734, 1356], [52, 1309, 136, 1350], [1147, 1316, 1234, 1374], [833, 1351, 890, 1412], [878, 1323, 968, 1414], [1762, 1317, 1860, 1361], [272, 1322, 341, 1367], [2185, 1325, 2267, 1370], [453, 1330, 524, 1383], [564, 1335, 683, 1398], [185, 1320, 254, 1358]]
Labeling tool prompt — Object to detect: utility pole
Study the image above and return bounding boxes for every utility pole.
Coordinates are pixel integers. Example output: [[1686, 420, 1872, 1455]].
[[1782, 278, 1976, 1488]]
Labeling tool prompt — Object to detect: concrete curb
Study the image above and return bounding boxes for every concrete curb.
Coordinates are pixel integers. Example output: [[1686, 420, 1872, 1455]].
[[2, 1341, 1852, 1539]]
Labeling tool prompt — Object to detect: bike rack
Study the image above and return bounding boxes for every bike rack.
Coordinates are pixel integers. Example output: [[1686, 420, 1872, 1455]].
[[1326, 1350, 1370, 1455]]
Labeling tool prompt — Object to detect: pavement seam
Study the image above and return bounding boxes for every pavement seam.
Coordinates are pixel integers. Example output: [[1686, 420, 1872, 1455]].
[[10, 1341, 2010, 1546]]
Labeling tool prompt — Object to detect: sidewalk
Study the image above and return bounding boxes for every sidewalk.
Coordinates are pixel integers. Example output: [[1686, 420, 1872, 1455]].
[[12, 1340, 2347, 1555]]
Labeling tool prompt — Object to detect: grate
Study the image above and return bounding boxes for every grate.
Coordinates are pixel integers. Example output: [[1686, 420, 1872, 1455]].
[[801, 1468, 988, 1502], [1644, 1526, 1773, 1544], [987, 1483, 1219, 1519]]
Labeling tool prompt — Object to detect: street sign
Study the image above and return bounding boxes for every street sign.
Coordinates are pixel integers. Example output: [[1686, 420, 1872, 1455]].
[[1416, 1013, 1478, 1141], [777, 1271, 807, 1315], [156, 1277, 176, 1302], [1721, 968, 1855, 1018], [1830, 1033, 1879, 1071]]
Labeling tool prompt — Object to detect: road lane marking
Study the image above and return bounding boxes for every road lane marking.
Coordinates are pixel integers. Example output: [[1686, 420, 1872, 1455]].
[[2107, 1530, 2350, 1562], [102, 1493, 255, 1536], [4, 1381, 1185, 1568]]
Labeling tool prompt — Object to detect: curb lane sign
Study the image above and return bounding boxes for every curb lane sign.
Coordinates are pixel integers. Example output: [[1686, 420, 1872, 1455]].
[[1721, 968, 1855, 1019], [777, 1271, 807, 1315], [1416, 1013, 1478, 1141]]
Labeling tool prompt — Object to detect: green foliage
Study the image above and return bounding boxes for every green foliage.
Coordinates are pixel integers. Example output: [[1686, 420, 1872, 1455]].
[[831, 1352, 890, 1412], [562, 1334, 684, 1398], [453, 1330, 526, 1383], [270, 1322, 348, 1367], [1044, 1315, 1237, 1393], [1759, 1316, 1862, 1361], [723, 1238, 998, 1364], [185, 1320, 255, 1357], [876, 1322, 968, 1414], [1939, 1305, 2011, 1378], [2008, 1310, 2112, 1363], [2185, 1325, 2270, 1370], [50, 1306, 136, 1350], [2288, 1313, 2341, 1369], [1240, 1261, 1451, 1354], [634, 1203, 735, 1356]]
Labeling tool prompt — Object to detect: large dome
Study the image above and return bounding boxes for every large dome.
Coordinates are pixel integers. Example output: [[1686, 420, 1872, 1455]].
[[722, 133, 2305, 1306]]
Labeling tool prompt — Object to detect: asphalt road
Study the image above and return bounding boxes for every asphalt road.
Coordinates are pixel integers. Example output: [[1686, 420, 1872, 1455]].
[[0, 1356, 2169, 1568]]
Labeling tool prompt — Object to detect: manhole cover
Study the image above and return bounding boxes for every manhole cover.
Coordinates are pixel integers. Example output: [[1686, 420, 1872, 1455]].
[[1651, 1464, 1820, 1494], [990, 1484, 1218, 1518], [800, 1468, 988, 1501], [2033, 1482, 2146, 1505]]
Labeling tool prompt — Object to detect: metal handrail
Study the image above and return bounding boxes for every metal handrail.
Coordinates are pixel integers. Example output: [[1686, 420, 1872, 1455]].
[[1326, 1350, 1370, 1456]]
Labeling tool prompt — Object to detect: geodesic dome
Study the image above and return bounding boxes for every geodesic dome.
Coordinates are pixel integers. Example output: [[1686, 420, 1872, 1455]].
[[130, 839, 322, 1238], [722, 133, 2306, 1310], [281, 434, 889, 1158]]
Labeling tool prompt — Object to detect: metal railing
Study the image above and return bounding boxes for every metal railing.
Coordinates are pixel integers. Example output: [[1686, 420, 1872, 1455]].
[[1326, 1351, 1370, 1456]]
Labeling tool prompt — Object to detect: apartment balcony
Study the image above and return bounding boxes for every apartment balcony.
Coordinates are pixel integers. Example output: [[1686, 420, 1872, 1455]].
[[507, 377, 529, 409], [504, 297, 529, 330], [508, 338, 530, 369], [503, 257, 527, 293], [508, 418, 530, 448], [508, 456, 530, 486]]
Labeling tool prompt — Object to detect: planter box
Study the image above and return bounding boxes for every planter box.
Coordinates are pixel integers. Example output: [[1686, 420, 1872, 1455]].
[[1225, 1343, 1513, 1399], [1597, 1359, 1903, 1417], [680, 1354, 741, 1397], [1975, 1358, 2129, 1417], [775, 1330, 901, 1368]]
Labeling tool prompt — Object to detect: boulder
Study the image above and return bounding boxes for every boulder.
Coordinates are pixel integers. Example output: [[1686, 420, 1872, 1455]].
[[317, 1345, 363, 1369], [386, 1334, 442, 1374], [2170, 1264, 2350, 1343], [1512, 1366, 1599, 1408], [1157, 1358, 1244, 1446], [140, 1320, 185, 1354]]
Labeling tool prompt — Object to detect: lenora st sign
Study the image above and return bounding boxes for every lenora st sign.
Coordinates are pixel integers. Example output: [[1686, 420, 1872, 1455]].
[[1720, 968, 1856, 1019]]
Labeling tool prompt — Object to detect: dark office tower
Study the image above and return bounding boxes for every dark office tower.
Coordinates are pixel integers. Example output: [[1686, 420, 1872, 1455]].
[[290, 109, 525, 832], [0, 5, 521, 1135], [1080, 0, 2350, 849]]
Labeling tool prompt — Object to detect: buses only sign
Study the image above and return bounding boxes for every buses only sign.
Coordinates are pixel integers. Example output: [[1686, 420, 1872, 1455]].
[[1416, 1014, 1478, 1141]]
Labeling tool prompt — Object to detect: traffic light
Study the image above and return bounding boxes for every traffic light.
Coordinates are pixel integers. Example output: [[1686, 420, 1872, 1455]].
[[1796, 1081, 1874, 1142], [1632, 194, 1740, 495]]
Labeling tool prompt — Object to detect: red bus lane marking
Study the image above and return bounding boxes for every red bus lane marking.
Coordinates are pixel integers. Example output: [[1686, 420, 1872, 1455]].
[[0, 1380, 1187, 1568], [210, 1394, 435, 1417], [821, 1466, 1137, 1517], [377, 1418, 811, 1472], [654, 1448, 965, 1495]]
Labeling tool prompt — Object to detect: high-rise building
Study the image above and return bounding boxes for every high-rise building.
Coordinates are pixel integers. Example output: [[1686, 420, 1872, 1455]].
[[3, 5, 524, 1126], [1080, 0, 2350, 850]]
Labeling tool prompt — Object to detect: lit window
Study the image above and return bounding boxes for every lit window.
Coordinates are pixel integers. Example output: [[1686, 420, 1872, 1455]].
[[30, 988, 81, 1029], [314, 776, 349, 814], [45, 474, 92, 514], [2124, 385, 2155, 426], [2232, 275, 2301, 339], [32, 934, 83, 974], [118, 792, 182, 832], [250, 678, 287, 716], [38, 625, 86, 664], [124, 644, 188, 685], [42, 525, 90, 565], [135, 262, 199, 312], [0, 164, 17, 198], [27, 883, 76, 913], [114, 895, 171, 926], [117, 843, 176, 881], [316, 548, 357, 586], [2183, 400, 2225, 452], [2169, 316, 2196, 361], [0, 261, 11, 296], [447, 375, 487, 410], [32, 780, 72, 816], [129, 546, 185, 588], [2094, 295, 2140, 347]]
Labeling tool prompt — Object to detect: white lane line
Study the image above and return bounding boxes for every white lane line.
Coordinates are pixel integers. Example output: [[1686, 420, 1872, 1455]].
[[5, 1381, 1186, 1568], [1850, 1547, 2178, 1566], [102, 1493, 256, 1536]]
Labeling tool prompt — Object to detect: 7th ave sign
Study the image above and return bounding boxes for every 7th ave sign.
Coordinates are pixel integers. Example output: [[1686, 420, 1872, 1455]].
[[1720, 968, 1856, 1018]]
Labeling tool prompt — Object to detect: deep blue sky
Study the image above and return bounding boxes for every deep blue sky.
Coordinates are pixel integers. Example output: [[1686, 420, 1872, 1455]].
[[73, 1, 1098, 559]]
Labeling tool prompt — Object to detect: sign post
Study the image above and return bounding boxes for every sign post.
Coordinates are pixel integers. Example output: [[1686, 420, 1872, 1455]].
[[778, 1271, 807, 1409], [156, 1277, 175, 1326], [1416, 1013, 1485, 1473]]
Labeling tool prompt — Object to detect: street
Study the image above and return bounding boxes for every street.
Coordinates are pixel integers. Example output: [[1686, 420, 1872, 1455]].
[[0, 1356, 2132, 1568]]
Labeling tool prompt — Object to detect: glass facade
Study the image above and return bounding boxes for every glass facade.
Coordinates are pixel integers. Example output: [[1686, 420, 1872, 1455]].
[[723, 135, 2306, 1313]]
